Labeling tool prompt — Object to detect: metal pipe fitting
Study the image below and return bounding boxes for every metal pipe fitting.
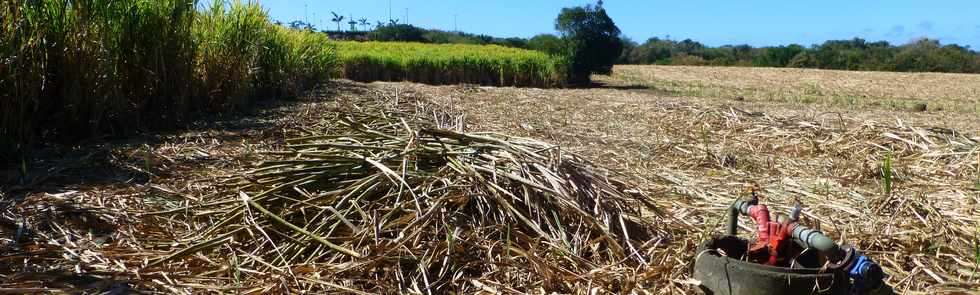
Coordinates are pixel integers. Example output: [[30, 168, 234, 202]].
[[725, 199, 885, 293], [731, 201, 846, 263], [727, 199, 756, 236], [790, 223, 846, 262]]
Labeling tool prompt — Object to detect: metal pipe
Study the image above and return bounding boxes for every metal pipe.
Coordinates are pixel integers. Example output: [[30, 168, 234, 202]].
[[774, 214, 846, 262], [788, 202, 802, 221], [727, 203, 739, 236], [727, 200, 884, 291], [791, 224, 845, 262], [727, 199, 754, 236], [730, 202, 846, 263]]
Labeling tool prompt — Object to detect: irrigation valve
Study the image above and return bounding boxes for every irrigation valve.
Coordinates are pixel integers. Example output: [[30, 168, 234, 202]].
[[848, 251, 885, 293], [728, 189, 885, 294]]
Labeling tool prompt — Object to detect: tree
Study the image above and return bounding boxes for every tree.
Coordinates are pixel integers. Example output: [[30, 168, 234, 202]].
[[787, 51, 816, 68], [555, 2, 623, 84], [618, 37, 638, 64], [528, 34, 564, 55], [370, 24, 426, 42], [753, 44, 804, 67], [330, 12, 344, 31], [499, 37, 528, 48], [288, 20, 314, 31], [359, 18, 370, 31], [631, 38, 673, 64]]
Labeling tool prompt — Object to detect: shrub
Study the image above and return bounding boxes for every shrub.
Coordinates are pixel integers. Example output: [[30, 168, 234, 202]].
[[528, 34, 564, 55], [671, 53, 707, 66], [370, 24, 426, 42]]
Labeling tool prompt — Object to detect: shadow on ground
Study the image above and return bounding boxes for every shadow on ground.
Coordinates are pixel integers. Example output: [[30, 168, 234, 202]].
[[0, 81, 368, 199], [589, 81, 682, 96]]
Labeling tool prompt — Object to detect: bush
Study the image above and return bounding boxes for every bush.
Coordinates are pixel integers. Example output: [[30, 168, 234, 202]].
[[618, 37, 639, 64], [555, 4, 623, 85], [671, 53, 707, 66], [528, 34, 564, 55], [621, 36, 980, 74], [424, 30, 492, 45], [787, 52, 817, 68], [370, 24, 426, 42]]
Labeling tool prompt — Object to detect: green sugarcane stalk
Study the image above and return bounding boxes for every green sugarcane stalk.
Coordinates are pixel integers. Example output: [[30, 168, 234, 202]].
[[245, 195, 362, 258]]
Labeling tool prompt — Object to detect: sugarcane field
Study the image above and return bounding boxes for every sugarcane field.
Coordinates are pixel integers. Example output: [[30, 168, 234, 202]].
[[3, 1, 980, 294]]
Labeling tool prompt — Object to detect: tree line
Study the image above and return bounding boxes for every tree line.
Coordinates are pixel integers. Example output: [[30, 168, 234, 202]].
[[281, 1, 623, 85], [292, 2, 980, 75], [614, 37, 980, 73], [358, 24, 980, 75], [363, 3, 623, 85]]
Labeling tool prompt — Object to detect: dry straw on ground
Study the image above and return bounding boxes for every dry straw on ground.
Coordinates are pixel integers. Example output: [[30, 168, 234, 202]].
[[3, 65, 980, 294], [412, 65, 980, 293], [145, 92, 676, 293], [611, 65, 980, 113]]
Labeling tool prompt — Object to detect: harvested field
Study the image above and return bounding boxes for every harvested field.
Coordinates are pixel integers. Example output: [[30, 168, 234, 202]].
[[609, 65, 980, 114], [2, 66, 979, 293], [393, 65, 980, 293]]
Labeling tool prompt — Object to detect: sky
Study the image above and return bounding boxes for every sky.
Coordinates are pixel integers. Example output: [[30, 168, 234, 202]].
[[257, 0, 980, 48]]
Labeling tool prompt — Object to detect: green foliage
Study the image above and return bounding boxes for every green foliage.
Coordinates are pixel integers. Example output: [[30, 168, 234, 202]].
[[334, 41, 566, 87], [423, 30, 530, 49], [371, 27, 531, 49], [369, 24, 426, 42], [194, 0, 269, 110], [498, 37, 529, 49], [881, 152, 893, 196], [700, 124, 711, 155], [342, 25, 534, 51], [618, 37, 638, 64], [528, 34, 565, 55], [787, 51, 817, 68], [555, 3, 623, 84], [1, 0, 200, 158], [622, 37, 980, 74], [256, 26, 336, 99], [754, 45, 804, 67], [627, 37, 675, 65], [424, 30, 494, 45], [0, 0, 337, 161]]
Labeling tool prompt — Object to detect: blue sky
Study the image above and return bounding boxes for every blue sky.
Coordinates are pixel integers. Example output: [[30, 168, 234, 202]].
[[258, 0, 980, 48]]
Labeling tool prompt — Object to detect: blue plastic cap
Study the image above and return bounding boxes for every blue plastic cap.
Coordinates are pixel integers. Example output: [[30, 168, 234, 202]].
[[848, 255, 883, 293]]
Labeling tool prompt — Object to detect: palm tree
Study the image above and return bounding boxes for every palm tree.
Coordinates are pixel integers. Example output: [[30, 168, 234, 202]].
[[359, 18, 370, 31], [330, 12, 344, 31]]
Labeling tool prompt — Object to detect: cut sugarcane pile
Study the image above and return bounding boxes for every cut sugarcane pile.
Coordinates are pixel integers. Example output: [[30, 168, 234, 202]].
[[152, 99, 669, 292]]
